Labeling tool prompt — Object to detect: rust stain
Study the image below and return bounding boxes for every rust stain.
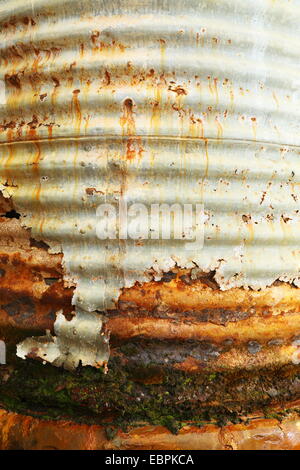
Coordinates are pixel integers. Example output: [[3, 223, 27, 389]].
[[159, 38, 166, 69], [120, 97, 136, 136], [215, 117, 223, 139], [47, 125, 53, 139], [79, 43, 85, 58], [4, 73, 21, 90], [91, 30, 100, 45], [168, 85, 187, 96], [151, 82, 163, 136], [32, 141, 42, 202], [4, 134, 15, 185], [51, 76, 60, 107], [251, 117, 257, 140], [72, 89, 82, 134], [104, 70, 111, 86], [124, 137, 144, 161], [213, 77, 219, 105]]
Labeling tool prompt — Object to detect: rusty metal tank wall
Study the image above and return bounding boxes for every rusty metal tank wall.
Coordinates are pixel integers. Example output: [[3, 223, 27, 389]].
[[0, 0, 300, 401], [2, 0, 300, 309]]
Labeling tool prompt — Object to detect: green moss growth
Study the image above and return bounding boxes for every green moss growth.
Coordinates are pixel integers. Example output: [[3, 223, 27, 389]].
[[0, 358, 300, 434]]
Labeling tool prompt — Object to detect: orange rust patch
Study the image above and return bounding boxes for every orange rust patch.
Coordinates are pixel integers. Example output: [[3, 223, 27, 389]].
[[0, 409, 300, 450], [168, 85, 188, 96], [85, 187, 104, 195], [124, 138, 144, 161], [0, 206, 73, 342], [119, 269, 300, 317], [107, 313, 300, 344]]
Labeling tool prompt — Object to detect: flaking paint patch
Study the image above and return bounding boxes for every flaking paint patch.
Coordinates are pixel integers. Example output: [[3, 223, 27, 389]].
[[17, 310, 109, 371]]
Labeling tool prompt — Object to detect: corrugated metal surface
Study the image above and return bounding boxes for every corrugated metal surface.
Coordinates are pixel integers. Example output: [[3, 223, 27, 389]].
[[1, 0, 300, 369], [5, 138, 300, 313]]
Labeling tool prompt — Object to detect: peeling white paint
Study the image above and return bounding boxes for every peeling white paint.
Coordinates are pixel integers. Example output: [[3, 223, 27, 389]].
[[17, 310, 109, 370]]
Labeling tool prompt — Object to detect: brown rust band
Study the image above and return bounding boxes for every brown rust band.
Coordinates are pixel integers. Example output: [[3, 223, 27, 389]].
[[1, 408, 300, 450]]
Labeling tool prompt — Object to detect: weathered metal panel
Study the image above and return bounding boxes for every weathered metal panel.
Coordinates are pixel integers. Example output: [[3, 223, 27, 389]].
[[1, 0, 300, 372]]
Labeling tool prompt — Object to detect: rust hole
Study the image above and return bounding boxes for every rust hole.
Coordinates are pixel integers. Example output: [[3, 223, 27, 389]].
[[1, 209, 20, 219], [29, 238, 50, 250], [123, 98, 134, 111], [44, 277, 60, 286]]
